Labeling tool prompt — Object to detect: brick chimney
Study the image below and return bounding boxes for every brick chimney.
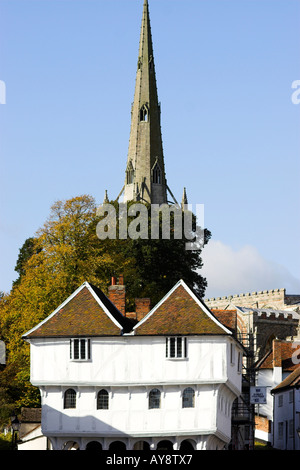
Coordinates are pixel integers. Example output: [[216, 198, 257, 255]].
[[273, 339, 282, 368], [108, 275, 126, 315], [272, 339, 282, 385], [135, 298, 151, 322]]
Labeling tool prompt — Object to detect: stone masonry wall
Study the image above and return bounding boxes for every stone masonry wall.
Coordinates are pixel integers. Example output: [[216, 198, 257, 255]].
[[205, 289, 287, 310]]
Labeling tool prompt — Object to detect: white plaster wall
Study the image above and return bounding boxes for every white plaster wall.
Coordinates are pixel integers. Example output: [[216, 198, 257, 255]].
[[30, 335, 241, 389], [29, 334, 242, 443], [41, 384, 220, 437]]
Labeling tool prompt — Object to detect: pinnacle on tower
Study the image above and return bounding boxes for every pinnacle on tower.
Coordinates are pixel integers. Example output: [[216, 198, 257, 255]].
[[123, 0, 168, 205], [181, 187, 188, 209]]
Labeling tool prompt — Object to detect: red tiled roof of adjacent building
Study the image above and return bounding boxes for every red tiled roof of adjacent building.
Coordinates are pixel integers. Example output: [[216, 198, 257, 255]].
[[23, 283, 134, 339], [210, 309, 237, 332], [255, 340, 300, 372], [133, 281, 232, 336]]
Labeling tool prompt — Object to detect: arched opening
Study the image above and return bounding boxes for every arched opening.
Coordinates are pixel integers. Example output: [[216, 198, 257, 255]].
[[126, 161, 134, 184], [156, 440, 173, 451], [109, 441, 126, 451], [133, 441, 150, 450], [152, 162, 161, 184], [140, 105, 148, 122], [180, 439, 195, 451], [266, 334, 276, 352], [86, 441, 102, 451], [62, 441, 79, 450]]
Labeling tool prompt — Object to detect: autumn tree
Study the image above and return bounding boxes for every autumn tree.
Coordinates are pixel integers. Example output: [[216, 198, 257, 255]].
[[0, 194, 210, 412]]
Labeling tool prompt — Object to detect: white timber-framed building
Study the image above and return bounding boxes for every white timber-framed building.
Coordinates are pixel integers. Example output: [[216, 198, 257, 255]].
[[22, 279, 244, 451]]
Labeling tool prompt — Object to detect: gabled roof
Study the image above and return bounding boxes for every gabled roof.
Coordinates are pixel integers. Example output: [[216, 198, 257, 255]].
[[272, 366, 300, 393], [22, 282, 133, 339], [133, 280, 232, 336]]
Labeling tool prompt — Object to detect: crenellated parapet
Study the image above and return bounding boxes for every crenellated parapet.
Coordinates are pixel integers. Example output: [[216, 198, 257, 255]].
[[205, 288, 300, 311]]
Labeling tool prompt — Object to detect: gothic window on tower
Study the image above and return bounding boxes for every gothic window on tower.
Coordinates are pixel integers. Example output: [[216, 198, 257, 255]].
[[152, 162, 162, 184], [140, 104, 148, 122], [126, 161, 134, 184]]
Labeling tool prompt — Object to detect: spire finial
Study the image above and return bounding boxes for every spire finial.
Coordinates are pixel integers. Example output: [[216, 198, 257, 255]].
[[181, 187, 188, 209], [103, 189, 109, 204]]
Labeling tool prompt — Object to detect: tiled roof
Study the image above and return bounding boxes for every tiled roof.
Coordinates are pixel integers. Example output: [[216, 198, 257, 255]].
[[133, 280, 232, 336], [210, 309, 237, 332], [272, 365, 300, 393], [21, 408, 41, 423], [23, 282, 134, 339], [255, 341, 299, 372]]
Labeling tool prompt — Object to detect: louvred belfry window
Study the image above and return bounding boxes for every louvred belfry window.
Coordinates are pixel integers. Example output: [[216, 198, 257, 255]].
[[126, 161, 134, 184], [140, 104, 148, 122], [152, 162, 161, 184]]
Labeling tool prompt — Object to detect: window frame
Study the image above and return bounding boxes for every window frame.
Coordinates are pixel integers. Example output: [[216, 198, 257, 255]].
[[97, 389, 109, 410], [64, 388, 77, 409], [148, 388, 161, 409], [182, 387, 195, 408], [70, 338, 91, 361], [230, 342, 235, 364], [166, 337, 187, 360]]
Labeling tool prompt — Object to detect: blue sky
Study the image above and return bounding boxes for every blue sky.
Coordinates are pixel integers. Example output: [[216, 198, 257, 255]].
[[0, 0, 299, 298]]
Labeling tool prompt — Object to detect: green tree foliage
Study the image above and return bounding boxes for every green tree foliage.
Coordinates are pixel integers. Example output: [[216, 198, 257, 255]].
[[13, 237, 38, 286], [0, 194, 211, 416]]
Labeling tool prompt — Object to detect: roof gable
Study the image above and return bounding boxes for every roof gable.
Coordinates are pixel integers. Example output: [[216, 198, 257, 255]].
[[23, 282, 133, 339], [272, 366, 300, 393], [133, 280, 232, 336]]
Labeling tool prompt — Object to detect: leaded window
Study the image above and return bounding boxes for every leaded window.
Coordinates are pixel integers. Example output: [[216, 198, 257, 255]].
[[182, 387, 195, 408], [166, 337, 187, 359], [64, 388, 76, 409], [70, 338, 91, 361], [149, 388, 161, 409], [97, 389, 109, 410]]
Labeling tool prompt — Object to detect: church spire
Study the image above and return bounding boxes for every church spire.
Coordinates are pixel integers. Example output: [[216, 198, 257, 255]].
[[123, 0, 168, 204]]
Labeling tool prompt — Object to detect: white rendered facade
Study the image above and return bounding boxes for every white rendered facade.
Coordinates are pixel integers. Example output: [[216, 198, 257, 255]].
[[24, 281, 243, 451], [272, 380, 300, 450]]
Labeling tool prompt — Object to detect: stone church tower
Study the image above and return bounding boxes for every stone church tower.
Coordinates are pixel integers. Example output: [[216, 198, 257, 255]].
[[123, 0, 168, 205]]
